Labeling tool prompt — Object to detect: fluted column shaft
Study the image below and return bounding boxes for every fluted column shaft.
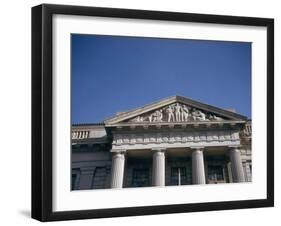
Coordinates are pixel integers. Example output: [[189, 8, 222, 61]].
[[152, 149, 165, 186], [229, 147, 245, 183], [110, 151, 126, 188], [192, 148, 206, 184]]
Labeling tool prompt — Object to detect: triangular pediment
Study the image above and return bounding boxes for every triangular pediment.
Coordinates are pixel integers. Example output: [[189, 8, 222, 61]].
[[104, 96, 248, 125]]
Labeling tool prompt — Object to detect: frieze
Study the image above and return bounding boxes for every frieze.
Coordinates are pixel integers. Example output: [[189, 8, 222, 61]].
[[127, 103, 225, 123], [112, 131, 239, 146]]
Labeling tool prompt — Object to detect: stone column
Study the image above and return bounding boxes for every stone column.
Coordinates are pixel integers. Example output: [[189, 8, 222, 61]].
[[191, 147, 206, 184], [152, 149, 166, 186], [229, 147, 245, 183], [110, 150, 126, 188]]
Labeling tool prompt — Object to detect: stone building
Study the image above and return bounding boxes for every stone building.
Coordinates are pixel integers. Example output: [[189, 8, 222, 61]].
[[71, 96, 252, 190]]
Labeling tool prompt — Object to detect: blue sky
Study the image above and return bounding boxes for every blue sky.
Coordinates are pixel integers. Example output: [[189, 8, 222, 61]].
[[71, 34, 251, 124]]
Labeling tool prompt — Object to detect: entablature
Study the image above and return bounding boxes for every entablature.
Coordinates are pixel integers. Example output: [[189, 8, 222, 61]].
[[111, 129, 241, 151]]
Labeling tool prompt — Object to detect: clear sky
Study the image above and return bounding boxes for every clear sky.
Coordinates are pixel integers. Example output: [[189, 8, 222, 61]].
[[71, 34, 251, 124]]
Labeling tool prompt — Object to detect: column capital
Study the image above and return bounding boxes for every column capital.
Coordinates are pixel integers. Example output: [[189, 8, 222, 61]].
[[151, 148, 166, 153], [110, 149, 127, 154], [228, 145, 242, 149], [190, 146, 205, 151]]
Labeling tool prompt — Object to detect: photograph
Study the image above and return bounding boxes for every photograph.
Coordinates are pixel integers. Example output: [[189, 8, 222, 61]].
[[0, 0, 277, 224], [31, 4, 273, 221], [71, 34, 252, 190]]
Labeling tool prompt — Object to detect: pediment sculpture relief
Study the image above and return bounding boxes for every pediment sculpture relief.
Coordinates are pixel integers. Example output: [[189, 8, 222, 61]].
[[128, 103, 224, 123]]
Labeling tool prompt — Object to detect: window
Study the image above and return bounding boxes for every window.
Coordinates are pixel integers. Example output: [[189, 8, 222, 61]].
[[92, 167, 106, 189], [132, 168, 149, 187], [71, 173, 77, 190], [72, 144, 78, 150], [80, 144, 88, 149], [171, 167, 187, 185], [207, 165, 224, 181]]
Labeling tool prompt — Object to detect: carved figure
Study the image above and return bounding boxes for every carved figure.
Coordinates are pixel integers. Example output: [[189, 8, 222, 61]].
[[209, 115, 223, 121], [166, 105, 175, 122], [175, 103, 182, 122], [148, 109, 163, 122], [197, 110, 206, 121], [191, 110, 197, 121], [182, 105, 189, 121], [130, 115, 145, 122], [136, 116, 144, 122], [152, 112, 157, 122], [192, 110, 206, 121], [156, 109, 163, 122], [148, 113, 154, 122]]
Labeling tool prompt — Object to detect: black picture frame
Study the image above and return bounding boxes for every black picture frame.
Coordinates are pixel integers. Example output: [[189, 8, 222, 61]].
[[32, 3, 274, 222]]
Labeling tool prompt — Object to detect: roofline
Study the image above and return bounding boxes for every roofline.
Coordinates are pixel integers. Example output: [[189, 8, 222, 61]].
[[72, 122, 105, 127], [104, 95, 248, 124], [105, 120, 248, 128], [102, 95, 177, 122], [176, 96, 248, 120]]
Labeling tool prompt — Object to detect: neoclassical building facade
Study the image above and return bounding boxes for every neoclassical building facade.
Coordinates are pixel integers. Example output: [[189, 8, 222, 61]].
[[71, 96, 252, 190]]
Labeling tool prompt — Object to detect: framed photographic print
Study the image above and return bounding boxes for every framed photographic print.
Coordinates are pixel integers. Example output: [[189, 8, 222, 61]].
[[32, 4, 274, 222]]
